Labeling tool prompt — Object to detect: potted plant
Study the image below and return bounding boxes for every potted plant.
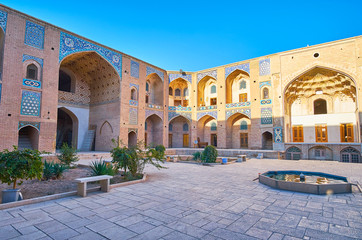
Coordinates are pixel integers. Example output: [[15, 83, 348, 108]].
[[0, 146, 43, 203]]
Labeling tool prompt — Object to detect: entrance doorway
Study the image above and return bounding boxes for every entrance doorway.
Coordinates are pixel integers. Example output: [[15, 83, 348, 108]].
[[56, 108, 78, 149], [211, 134, 217, 147], [183, 134, 189, 147], [262, 131, 273, 150], [240, 133, 248, 148], [169, 134, 173, 147]]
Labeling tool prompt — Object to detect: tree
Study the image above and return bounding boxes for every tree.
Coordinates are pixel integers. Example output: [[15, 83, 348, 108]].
[[58, 143, 79, 166]]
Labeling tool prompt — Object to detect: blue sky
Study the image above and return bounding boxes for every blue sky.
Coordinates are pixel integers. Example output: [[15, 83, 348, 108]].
[[2, 0, 361, 71]]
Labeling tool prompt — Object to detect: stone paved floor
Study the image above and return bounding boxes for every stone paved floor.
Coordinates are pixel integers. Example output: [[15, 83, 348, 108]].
[[0, 159, 361, 240]]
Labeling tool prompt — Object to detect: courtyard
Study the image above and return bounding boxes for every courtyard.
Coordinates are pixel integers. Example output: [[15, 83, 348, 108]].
[[0, 159, 361, 240]]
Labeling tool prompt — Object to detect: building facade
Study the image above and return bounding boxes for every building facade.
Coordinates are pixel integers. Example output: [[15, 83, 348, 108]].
[[0, 5, 361, 162]]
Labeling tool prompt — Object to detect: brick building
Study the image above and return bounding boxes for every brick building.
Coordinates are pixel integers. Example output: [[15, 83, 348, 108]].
[[0, 5, 361, 162]]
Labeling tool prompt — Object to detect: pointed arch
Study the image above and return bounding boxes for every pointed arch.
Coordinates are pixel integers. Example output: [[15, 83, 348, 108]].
[[100, 121, 113, 135]]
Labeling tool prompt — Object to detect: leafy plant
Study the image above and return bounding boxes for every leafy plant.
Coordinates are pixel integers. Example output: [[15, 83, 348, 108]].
[[58, 143, 79, 167], [0, 146, 43, 189], [90, 160, 115, 176], [43, 160, 54, 180], [111, 146, 131, 174], [52, 163, 67, 179], [192, 152, 202, 162], [155, 145, 166, 159], [42, 160, 67, 180], [201, 145, 218, 163]]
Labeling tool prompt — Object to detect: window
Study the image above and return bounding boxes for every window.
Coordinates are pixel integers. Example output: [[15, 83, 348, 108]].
[[145, 95, 149, 104], [26, 64, 38, 80], [239, 80, 246, 89], [169, 87, 173, 96], [340, 123, 354, 142], [169, 124, 173, 131], [210, 85, 216, 94], [292, 125, 304, 142], [146, 82, 149, 92], [145, 122, 147, 130], [183, 123, 189, 131], [315, 125, 328, 142], [211, 122, 217, 131], [239, 93, 247, 102], [131, 88, 137, 100], [315, 148, 325, 157], [175, 88, 181, 96], [58, 70, 72, 92], [263, 88, 269, 99], [183, 88, 189, 96], [240, 120, 248, 130], [314, 99, 327, 114], [210, 98, 217, 106]]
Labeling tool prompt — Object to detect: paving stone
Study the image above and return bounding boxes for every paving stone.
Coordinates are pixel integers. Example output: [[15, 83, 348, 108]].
[[163, 230, 198, 240], [245, 227, 273, 240], [268, 232, 284, 240], [167, 221, 209, 238], [210, 228, 258, 240], [305, 228, 356, 240], [98, 225, 137, 240], [226, 214, 261, 233], [130, 225, 173, 240], [328, 224, 362, 239], [12, 230, 47, 240], [85, 219, 118, 232], [115, 213, 147, 227], [69, 231, 107, 240], [298, 217, 329, 232], [49, 228, 80, 240], [0, 225, 21, 239], [127, 221, 156, 234], [276, 213, 302, 228]]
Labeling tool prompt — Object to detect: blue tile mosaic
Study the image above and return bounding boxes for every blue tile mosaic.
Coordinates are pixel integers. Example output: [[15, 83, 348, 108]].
[[129, 100, 138, 106], [168, 111, 192, 121], [226, 108, 251, 119], [197, 111, 217, 120], [22, 54, 44, 67], [0, 10, 7, 33], [261, 108, 272, 124], [260, 99, 272, 105], [225, 63, 250, 78], [23, 79, 41, 88], [24, 21, 44, 49], [20, 90, 41, 116], [225, 102, 251, 109], [259, 81, 271, 88], [259, 58, 270, 76], [168, 106, 192, 111], [146, 66, 164, 81], [59, 32, 122, 77], [131, 60, 139, 78], [197, 105, 217, 111], [18, 121, 40, 131], [274, 127, 283, 143], [169, 73, 192, 83], [197, 70, 217, 83], [129, 83, 139, 91]]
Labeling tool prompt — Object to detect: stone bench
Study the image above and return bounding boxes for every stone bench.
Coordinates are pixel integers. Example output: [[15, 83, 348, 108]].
[[75, 175, 113, 197]]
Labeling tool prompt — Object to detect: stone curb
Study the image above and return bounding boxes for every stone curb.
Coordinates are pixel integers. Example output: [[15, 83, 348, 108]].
[[0, 174, 147, 210]]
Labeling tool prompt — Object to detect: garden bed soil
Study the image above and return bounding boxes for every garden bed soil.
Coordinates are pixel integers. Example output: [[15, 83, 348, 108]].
[[0, 166, 142, 203]]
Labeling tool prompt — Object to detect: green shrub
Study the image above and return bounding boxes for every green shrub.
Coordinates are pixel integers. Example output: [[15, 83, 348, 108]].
[[58, 143, 79, 167], [192, 152, 202, 162], [43, 161, 54, 180], [111, 146, 131, 173], [43, 161, 67, 180], [201, 145, 218, 163], [0, 146, 43, 189], [52, 163, 67, 179], [155, 145, 166, 159], [90, 160, 115, 176]]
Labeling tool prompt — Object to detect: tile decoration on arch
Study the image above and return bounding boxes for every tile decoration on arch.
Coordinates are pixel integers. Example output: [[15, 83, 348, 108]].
[[197, 111, 217, 120], [225, 63, 250, 78], [226, 108, 251, 119], [197, 70, 217, 83], [22, 54, 44, 67], [145, 109, 163, 120], [146, 66, 164, 81], [59, 32, 122, 76], [0, 9, 7, 32], [169, 73, 192, 83], [20, 90, 41, 116], [259, 81, 271, 88], [168, 111, 192, 121], [131, 60, 139, 78], [130, 83, 139, 90], [24, 21, 45, 49], [18, 121, 40, 131]]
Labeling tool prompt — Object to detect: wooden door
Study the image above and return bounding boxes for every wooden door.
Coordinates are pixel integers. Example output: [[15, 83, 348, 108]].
[[169, 134, 173, 148], [144, 133, 148, 147], [183, 134, 189, 147], [240, 133, 248, 148], [211, 134, 217, 147]]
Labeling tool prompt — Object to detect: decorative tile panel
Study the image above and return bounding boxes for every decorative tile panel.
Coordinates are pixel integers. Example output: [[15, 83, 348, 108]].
[[259, 81, 271, 88], [129, 107, 138, 125], [129, 83, 139, 90], [24, 21, 45, 49], [0, 10, 8, 32], [197, 105, 217, 111], [20, 90, 41, 116], [259, 58, 270, 76], [146, 66, 164, 81], [169, 73, 192, 83], [260, 99, 272, 105], [145, 109, 163, 120], [197, 70, 217, 83], [274, 127, 283, 143], [261, 108, 272, 124], [129, 100, 138, 106], [23, 79, 41, 88], [146, 104, 163, 110], [225, 63, 250, 78], [59, 32, 122, 77], [18, 121, 40, 131], [22, 54, 44, 67], [168, 111, 192, 121], [225, 102, 251, 109], [168, 106, 191, 111], [226, 108, 251, 119], [131, 60, 139, 78], [197, 111, 217, 120]]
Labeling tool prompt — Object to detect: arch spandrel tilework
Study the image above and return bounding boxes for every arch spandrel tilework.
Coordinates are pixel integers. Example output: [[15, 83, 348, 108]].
[[24, 21, 45, 49], [197, 111, 217, 121], [146, 66, 164, 81], [169, 73, 192, 83], [20, 90, 41, 116], [18, 121, 40, 131], [168, 112, 192, 122], [22, 54, 43, 67], [225, 63, 250, 78], [0, 10, 7, 32], [131, 60, 139, 78], [259, 81, 271, 88], [274, 127, 283, 143], [145, 109, 163, 120], [226, 108, 251, 120], [59, 32, 122, 77], [130, 83, 139, 91], [197, 70, 217, 83]]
